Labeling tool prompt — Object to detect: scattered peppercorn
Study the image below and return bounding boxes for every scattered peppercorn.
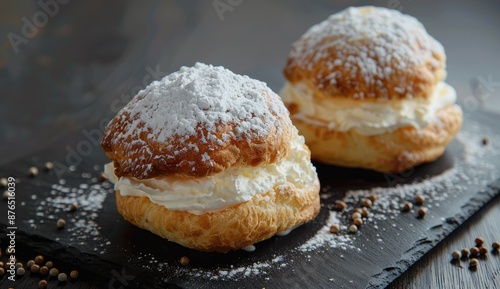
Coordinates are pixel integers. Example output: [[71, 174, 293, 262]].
[[2, 190, 9, 200], [0, 261, 4, 268], [70, 270, 79, 279], [31, 264, 40, 273], [336, 201, 346, 211], [180, 256, 190, 266], [16, 267, 25, 275], [418, 207, 428, 218], [58, 272, 68, 282], [475, 237, 485, 247], [416, 195, 425, 205], [352, 212, 362, 220], [402, 202, 413, 212], [49, 268, 59, 277], [16, 262, 23, 268], [44, 161, 54, 171], [482, 136, 489, 146], [493, 242, 500, 251], [368, 194, 377, 203], [363, 199, 373, 208], [470, 247, 480, 257], [354, 207, 363, 214], [461, 248, 470, 258], [35, 255, 44, 265], [469, 258, 478, 268], [38, 279, 48, 289], [28, 166, 39, 177], [0, 178, 7, 187], [45, 261, 53, 269], [353, 218, 363, 227], [349, 224, 358, 233], [69, 203, 79, 212], [479, 247, 488, 255], [0, 267, 4, 276], [57, 218, 66, 229], [40, 266, 49, 276], [27, 260, 35, 268], [452, 250, 461, 260], [361, 208, 370, 218], [329, 224, 340, 234]]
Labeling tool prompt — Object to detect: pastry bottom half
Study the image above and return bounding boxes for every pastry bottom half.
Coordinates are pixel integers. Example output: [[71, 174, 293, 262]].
[[289, 104, 463, 173], [115, 177, 320, 253]]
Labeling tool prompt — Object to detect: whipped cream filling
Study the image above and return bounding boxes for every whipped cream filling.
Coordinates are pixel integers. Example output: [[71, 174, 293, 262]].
[[104, 131, 317, 215], [280, 81, 457, 136]]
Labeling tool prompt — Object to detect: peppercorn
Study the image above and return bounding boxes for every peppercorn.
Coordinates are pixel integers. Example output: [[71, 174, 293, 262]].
[[336, 201, 346, 211], [180, 256, 190, 266], [27, 260, 35, 269], [28, 167, 39, 177], [416, 195, 425, 205], [38, 280, 48, 289], [470, 247, 480, 257], [58, 272, 68, 282], [70, 270, 79, 279], [402, 202, 413, 212], [469, 258, 478, 268], [452, 250, 461, 260], [418, 207, 428, 218], [49, 268, 59, 277], [34, 255, 44, 265], [44, 162, 54, 171], [57, 218, 66, 229], [329, 224, 340, 234], [31, 264, 40, 273], [16, 267, 25, 275], [461, 248, 470, 258]]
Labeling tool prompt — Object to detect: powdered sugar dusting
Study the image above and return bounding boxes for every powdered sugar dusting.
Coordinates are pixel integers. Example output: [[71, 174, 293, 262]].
[[288, 6, 445, 99], [26, 171, 114, 254], [106, 62, 289, 178], [299, 211, 354, 252], [125, 63, 282, 142]]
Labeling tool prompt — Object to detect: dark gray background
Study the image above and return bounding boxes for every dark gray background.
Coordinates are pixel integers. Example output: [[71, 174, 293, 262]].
[[1, 0, 499, 164]]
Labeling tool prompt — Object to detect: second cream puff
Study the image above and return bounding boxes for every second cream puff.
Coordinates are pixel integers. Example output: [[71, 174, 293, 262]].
[[281, 6, 463, 173]]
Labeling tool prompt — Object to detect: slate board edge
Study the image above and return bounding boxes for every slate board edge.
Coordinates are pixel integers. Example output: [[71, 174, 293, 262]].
[[367, 179, 500, 289]]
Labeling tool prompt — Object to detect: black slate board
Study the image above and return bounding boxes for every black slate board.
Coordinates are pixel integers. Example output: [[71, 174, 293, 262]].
[[0, 111, 499, 289]]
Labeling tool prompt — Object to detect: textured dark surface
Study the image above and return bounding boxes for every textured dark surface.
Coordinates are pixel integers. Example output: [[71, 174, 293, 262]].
[[1, 1, 500, 288], [0, 112, 499, 289]]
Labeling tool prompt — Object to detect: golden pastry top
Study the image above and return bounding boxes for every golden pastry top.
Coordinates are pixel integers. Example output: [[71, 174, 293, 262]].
[[101, 63, 293, 179], [284, 6, 446, 100]]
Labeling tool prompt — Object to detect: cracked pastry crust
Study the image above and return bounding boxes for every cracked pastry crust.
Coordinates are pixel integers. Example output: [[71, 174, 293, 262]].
[[115, 177, 320, 253]]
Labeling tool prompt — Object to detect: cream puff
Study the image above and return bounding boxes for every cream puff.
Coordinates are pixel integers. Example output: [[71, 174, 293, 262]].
[[280, 6, 463, 173], [101, 63, 320, 252]]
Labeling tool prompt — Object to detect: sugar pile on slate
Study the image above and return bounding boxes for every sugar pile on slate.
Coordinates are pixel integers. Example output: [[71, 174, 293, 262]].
[[26, 166, 114, 254]]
